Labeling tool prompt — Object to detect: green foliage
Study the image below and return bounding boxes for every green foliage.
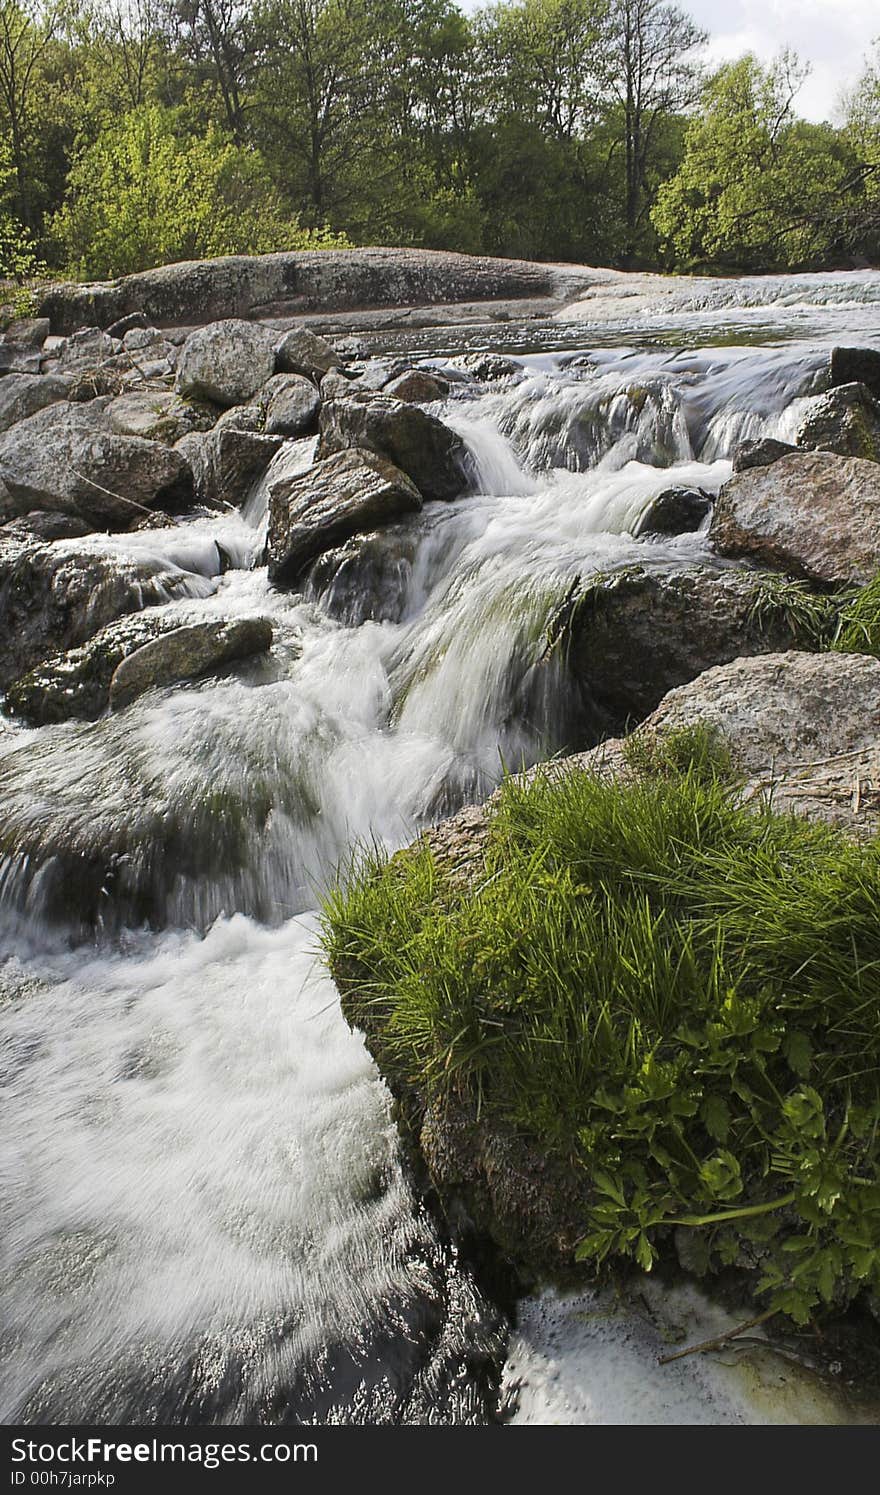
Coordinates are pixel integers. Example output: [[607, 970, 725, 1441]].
[[831, 572, 880, 658], [652, 53, 853, 271], [745, 571, 841, 650], [51, 103, 347, 279], [323, 751, 880, 1326], [621, 722, 736, 783]]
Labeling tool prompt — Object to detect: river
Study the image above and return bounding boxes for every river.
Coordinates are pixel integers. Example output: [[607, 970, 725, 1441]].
[[2, 268, 880, 1424]]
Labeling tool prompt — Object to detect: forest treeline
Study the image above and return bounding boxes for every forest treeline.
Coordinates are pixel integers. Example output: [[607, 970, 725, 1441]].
[[1, 0, 879, 285]]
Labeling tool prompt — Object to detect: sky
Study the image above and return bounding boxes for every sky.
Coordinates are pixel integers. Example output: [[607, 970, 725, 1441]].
[[459, 0, 878, 124], [675, 0, 878, 122]]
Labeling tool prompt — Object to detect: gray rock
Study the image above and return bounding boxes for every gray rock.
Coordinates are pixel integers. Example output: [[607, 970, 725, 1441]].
[[0, 402, 194, 527], [106, 390, 214, 444], [3, 510, 94, 542], [0, 533, 181, 687], [105, 311, 149, 339], [175, 427, 281, 508], [261, 372, 321, 436], [274, 327, 340, 380], [794, 382, 880, 462], [710, 450, 880, 585], [213, 402, 265, 433], [51, 326, 121, 374], [4, 609, 184, 724], [0, 317, 49, 373], [175, 319, 276, 407], [305, 524, 419, 625], [732, 438, 799, 473], [383, 369, 450, 403], [266, 447, 422, 584], [826, 346, 880, 403], [318, 387, 473, 502], [633, 486, 712, 537], [459, 353, 520, 382], [0, 373, 69, 434], [109, 616, 274, 709], [38, 249, 555, 334]]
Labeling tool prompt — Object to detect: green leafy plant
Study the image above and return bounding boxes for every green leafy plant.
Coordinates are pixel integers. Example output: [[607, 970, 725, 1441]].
[[831, 572, 880, 658], [323, 741, 880, 1327]]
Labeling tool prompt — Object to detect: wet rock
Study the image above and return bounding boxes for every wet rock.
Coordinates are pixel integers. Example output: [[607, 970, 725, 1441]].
[[383, 369, 450, 403], [0, 533, 181, 688], [826, 346, 880, 402], [710, 450, 880, 586], [318, 387, 473, 502], [633, 486, 712, 537], [732, 437, 798, 473], [175, 427, 281, 508], [305, 524, 418, 625], [794, 382, 880, 462], [554, 564, 818, 735], [274, 327, 340, 380], [0, 373, 69, 434], [0, 402, 195, 527], [266, 447, 422, 585], [176, 319, 275, 407], [4, 610, 185, 724], [2, 510, 94, 542], [106, 390, 215, 444], [261, 373, 321, 436], [109, 616, 274, 710], [458, 353, 520, 382]]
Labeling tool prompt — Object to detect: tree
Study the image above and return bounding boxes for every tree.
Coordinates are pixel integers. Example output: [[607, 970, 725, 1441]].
[[652, 52, 852, 271], [51, 102, 344, 275], [0, 0, 63, 228], [603, 0, 706, 263]]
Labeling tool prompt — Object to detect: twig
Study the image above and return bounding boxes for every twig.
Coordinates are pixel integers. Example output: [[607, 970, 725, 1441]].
[[658, 1308, 778, 1366]]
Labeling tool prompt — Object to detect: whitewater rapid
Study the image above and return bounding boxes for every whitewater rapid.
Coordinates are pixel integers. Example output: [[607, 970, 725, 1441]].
[[3, 270, 880, 1424]]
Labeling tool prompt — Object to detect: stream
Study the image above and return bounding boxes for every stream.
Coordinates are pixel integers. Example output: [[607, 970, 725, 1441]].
[[3, 269, 880, 1425]]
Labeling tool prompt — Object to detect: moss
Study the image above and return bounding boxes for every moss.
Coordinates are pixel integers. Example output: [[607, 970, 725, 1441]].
[[323, 741, 880, 1326]]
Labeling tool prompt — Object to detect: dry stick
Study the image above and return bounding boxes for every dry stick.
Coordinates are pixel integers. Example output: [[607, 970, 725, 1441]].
[[658, 1308, 778, 1367]]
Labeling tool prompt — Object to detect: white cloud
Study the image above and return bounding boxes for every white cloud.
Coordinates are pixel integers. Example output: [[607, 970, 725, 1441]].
[[686, 0, 879, 119]]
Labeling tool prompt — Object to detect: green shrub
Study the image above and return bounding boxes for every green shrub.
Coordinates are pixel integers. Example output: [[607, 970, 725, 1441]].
[[322, 740, 880, 1325], [51, 104, 349, 280]]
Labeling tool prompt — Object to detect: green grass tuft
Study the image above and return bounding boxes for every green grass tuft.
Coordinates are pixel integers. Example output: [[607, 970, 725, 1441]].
[[831, 573, 880, 659], [322, 755, 880, 1325]]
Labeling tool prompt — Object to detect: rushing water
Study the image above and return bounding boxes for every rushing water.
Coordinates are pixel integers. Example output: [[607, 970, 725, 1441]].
[[3, 270, 880, 1425]]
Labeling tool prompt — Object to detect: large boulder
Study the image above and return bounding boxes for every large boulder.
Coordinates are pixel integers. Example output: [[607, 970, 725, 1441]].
[[793, 382, 880, 462], [552, 563, 822, 737], [266, 447, 422, 585], [175, 427, 281, 508], [175, 319, 275, 407], [109, 616, 274, 710], [584, 650, 880, 837], [2, 510, 94, 542], [0, 533, 183, 688], [106, 390, 214, 444], [0, 402, 194, 527], [0, 373, 69, 434], [318, 387, 473, 501], [710, 451, 880, 586], [274, 327, 339, 380]]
